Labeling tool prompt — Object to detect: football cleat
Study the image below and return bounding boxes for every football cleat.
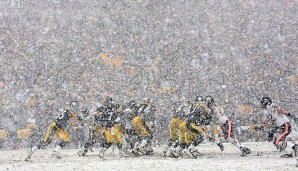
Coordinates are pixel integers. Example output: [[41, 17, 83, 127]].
[[52, 151, 62, 159], [292, 144, 298, 157], [99, 147, 107, 158], [169, 147, 182, 158], [240, 147, 251, 157], [77, 149, 86, 156], [281, 153, 293, 158], [182, 149, 200, 159], [24, 149, 33, 161], [119, 149, 130, 157], [217, 142, 224, 151]]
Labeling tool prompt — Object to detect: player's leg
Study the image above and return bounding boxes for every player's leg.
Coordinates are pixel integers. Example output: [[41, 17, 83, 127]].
[[164, 118, 181, 156], [170, 120, 187, 158], [213, 124, 224, 151], [274, 123, 294, 158], [222, 119, 251, 156], [114, 125, 129, 157], [132, 116, 150, 155], [52, 128, 71, 159], [25, 123, 57, 161], [183, 124, 204, 159], [77, 127, 93, 156], [99, 129, 112, 158]]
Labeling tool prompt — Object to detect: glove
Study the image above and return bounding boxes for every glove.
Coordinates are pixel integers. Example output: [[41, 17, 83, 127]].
[[268, 132, 274, 142], [254, 125, 264, 131]]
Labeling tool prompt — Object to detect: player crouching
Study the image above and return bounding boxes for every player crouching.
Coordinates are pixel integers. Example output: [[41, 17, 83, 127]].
[[260, 97, 298, 164]]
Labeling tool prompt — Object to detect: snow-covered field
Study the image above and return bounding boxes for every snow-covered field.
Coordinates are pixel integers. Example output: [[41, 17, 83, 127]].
[[0, 142, 296, 171]]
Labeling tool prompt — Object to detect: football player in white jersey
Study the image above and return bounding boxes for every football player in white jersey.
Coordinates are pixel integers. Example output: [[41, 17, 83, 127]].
[[260, 97, 298, 166], [206, 96, 251, 156]]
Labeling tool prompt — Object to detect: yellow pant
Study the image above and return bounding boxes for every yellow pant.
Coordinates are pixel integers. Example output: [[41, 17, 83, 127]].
[[178, 121, 187, 143], [213, 125, 222, 135], [179, 121, 206, 144], [185, 123, 206, 144], [90, 125, 104, 143], [44, 122, 70, 143], [132, 116, 149, 139], [169, 117, 182, 141], [104, 124, 122, 144]]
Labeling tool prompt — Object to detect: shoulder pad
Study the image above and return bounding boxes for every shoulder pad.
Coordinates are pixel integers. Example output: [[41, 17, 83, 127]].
[[69, 112, 75, 117], [199, 104, 209, 110]]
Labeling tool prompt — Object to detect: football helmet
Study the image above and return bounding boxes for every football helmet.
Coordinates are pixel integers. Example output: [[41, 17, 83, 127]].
[[81, 106, 89, 117], [205, 96, 215, 108], [143, 98, 150, 104], [195, 96, 204, 102], [260, 97, 272, 108]]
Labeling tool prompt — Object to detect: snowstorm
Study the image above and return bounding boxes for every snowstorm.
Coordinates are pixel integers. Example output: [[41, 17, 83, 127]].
[[0, 0, 297, 170]]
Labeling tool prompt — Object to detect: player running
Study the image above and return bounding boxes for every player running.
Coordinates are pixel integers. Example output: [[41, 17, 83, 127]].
[[25, 103, 78, 161]]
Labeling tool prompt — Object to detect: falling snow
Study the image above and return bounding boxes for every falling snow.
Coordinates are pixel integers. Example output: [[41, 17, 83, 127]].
[[0, 0, 297, 170]]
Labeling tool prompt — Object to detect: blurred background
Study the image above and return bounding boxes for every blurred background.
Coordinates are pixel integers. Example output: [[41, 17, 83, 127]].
[[0, 0, 297, 149]]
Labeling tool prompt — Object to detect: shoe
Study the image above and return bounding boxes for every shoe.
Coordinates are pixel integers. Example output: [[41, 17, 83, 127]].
[[119, 150, 130, 157], [25, 149, 33, 161], [146, 148, 154, 155], [163, 147, 169, 157], [281, 153, 293, 158], [217, 143, 224, 151], [169, 147, 182, 158], [132, 148, 142, 156], [137, 146, 147, 155], [52, 151, 62, 159], [77, 149, 86, 156], [182, 149, 199, 159], [292, 144, 298, 157], [240, 147, 251, 157], [99, 147, 107, 158], [164, 146, 174, 157]]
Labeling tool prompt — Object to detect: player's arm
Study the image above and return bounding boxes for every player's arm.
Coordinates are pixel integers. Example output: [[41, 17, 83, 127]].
[[69, 113, 78, 127], [276, 107, 287, 115], [276, 108, 293, 119]]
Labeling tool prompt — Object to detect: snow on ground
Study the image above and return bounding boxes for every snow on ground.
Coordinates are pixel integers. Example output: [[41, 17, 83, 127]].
[[0, 142, 297, 171]]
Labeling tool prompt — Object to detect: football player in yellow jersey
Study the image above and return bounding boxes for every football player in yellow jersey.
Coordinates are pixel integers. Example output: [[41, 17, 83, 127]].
[[97, 96, 129, 158], [163, 100, 188, 157], [25, 105, 78, 161], [170, 96, 209, 158], [131, 98, 156, 156]]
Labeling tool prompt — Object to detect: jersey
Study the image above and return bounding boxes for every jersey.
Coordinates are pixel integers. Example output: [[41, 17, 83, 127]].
[[77, 110, 91, 127], [138, 103, 156, 122], [183, 103, 192, 117], [189, 103, 212, 125], [173, 104, 186, 118], [263, 103, 289, 127], [124, 107, 139, 130], [211, 105, 228, 125], [96, 102, 120, 128], [55, 110, 75, 129]]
